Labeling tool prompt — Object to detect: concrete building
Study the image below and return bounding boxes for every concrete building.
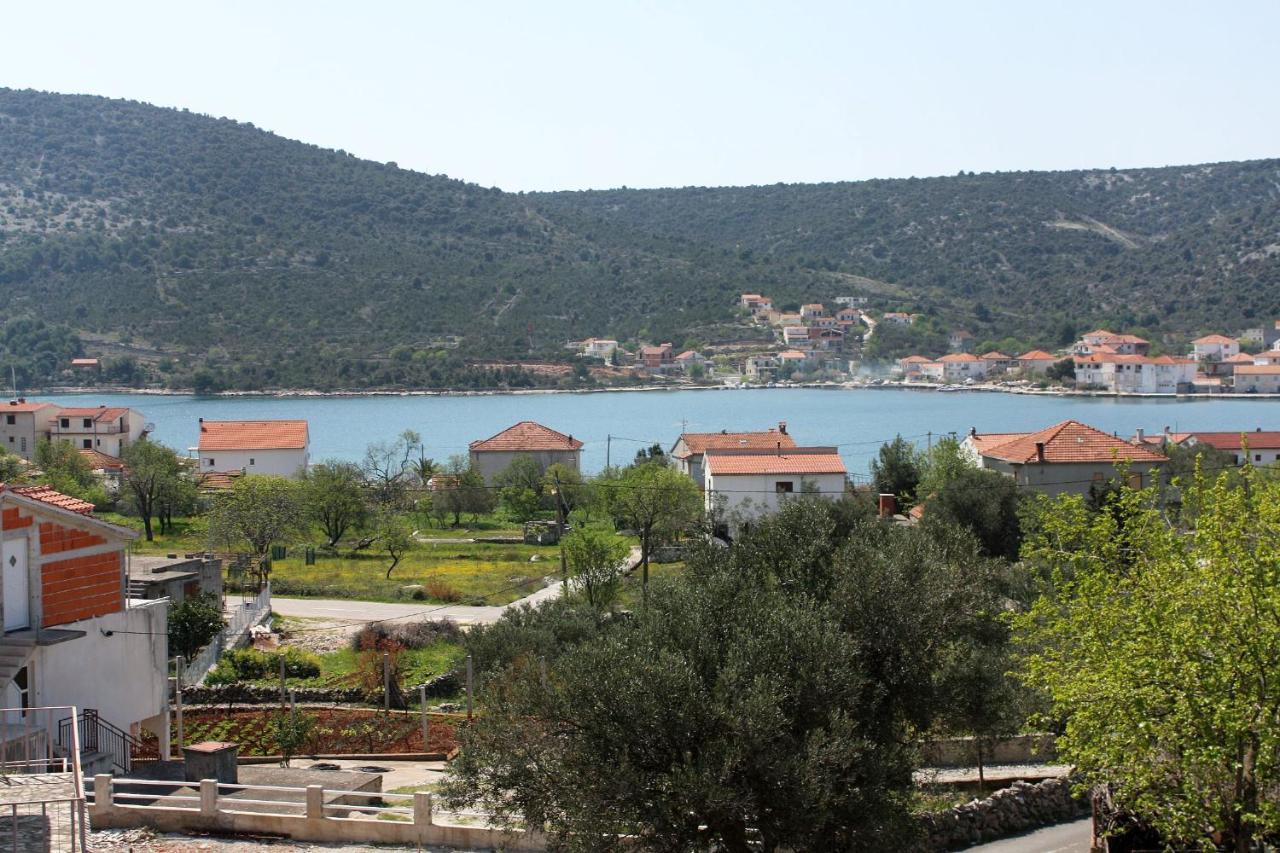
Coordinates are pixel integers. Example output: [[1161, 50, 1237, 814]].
[[962, 420, 1165, 497], [49, 406, 147, 457], [1073, 354, 1196, 393], [127, 553, 222, 604], [0, 399, 58, 460], [1191, 334, 1241, 363], [935, 353, 988, 381], [1017, 350, 1058, 374], [1176, 429, 1280, 467], [744, 355, 779, 381], [469, 421, 583, 483], [670, 424, 795, 486], [0, 483, 170, 761], [1233, 364, 1280, 394], [703, 446, 847, 523], [197, 419, 310, 477], [580, 338, 619, 360]]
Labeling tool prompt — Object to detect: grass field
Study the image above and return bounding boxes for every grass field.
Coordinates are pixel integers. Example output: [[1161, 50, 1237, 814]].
[[212, 641, 465, 689]]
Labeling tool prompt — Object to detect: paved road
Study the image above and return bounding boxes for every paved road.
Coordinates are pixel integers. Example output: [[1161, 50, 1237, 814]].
[[962, 818, 1091, 852], [271, 545, 641, 628]]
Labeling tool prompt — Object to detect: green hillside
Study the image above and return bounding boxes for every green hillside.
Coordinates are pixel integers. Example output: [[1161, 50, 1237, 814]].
[[1, 87, 1277, 390]]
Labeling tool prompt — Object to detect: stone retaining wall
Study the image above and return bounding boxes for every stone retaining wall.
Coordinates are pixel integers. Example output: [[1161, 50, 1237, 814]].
[[916, 777, 1087, 851]]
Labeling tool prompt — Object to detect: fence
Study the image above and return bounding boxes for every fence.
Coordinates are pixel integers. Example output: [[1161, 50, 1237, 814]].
[[0, 706, 88, 853], [180, 583, 272, 687], [88, 774, 545, 850]]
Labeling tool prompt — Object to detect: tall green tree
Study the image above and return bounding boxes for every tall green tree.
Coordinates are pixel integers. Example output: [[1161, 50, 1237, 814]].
[[34, 439, 106, 505], [870, 435, 920, 504], [1016, 469, 1280, 851], [562, 528, 629, 611], [302, 460, 369, 548], [208, 476, 304, 582], [605, 463, 702, 602], [120, 440, 185, 541]]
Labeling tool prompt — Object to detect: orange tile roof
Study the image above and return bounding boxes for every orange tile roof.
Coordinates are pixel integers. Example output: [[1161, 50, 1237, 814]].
[[965, 432, 1028, 454], [1019, 350, 1056, 360], [778, 350, 808, 360], [972, 420, 1165, 465], [1147, 354, 1195, 365], [195, 470, 244, 492], [1186, 431, 1280, 451], [899, 355, 933, 364], [1193, 334, 1238, 345], [3, 484, 96, 515], [981, 351, 1012, 359], [54, 406, 130, 423], [677, 430, 796, 457], [1234, 365, 1280, 375], [2, 400, 56, 413], [470, 421, 583, 452], [704, 447, 846, 476], [79, 449, 125, 471], [1225, 352, 1258, 363], [938, 353, 981, 362], [198, 419, 309, 450]]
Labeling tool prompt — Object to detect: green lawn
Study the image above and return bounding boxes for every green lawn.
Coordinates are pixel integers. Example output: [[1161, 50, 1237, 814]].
[[265, 540, 560, 604], [99, 512, 210, 555], [211, 640, 465, 690]]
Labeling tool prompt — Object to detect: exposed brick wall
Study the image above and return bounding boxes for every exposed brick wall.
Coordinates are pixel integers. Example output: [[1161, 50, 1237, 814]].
[[1, 506, 32, 530], [41, 550, 124, 627], [38, 522, 106, 555]]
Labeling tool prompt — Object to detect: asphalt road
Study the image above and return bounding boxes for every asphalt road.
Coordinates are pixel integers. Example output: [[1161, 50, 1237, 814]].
[[962, 818, 1092, 852], [271, 579, 564, 626]]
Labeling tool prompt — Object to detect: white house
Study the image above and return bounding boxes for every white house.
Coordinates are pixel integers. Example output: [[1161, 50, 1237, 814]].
[[1017, 350, 1058, 374], [580, 338, 619, 360], [1191, 334, 1240, 363], [703, 446, 847, 523], [469, 421, 583, 483], [744, 355, 779, 380], [935, 353, 988, 381], [671, 424, 795, 486], [197, 419, 310, 477], [0, 400, 58, 460], [1234, 364, 1280, 394], [962, 420, 1165, 497], [48, 406, 148, 457], [0, 484, 171, 762], [1073, 354, 1196, 393]]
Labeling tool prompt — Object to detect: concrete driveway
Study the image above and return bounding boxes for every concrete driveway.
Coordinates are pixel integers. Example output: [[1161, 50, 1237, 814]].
[[271, 578, 565, 627], [962, 818, 1092, 852]]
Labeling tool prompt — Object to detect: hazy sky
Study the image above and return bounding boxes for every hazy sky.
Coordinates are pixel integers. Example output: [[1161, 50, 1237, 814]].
[[3, 1, 1276, 191]]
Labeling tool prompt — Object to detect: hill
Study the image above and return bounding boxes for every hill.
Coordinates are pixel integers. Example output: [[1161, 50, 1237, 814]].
[[1, 88, 1278, 390]]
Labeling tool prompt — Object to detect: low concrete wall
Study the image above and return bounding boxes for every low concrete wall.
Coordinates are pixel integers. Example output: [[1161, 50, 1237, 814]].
[[91, 775, 546, 851], [919, 734, 1057, 768], [915, 777, 1087, 851]]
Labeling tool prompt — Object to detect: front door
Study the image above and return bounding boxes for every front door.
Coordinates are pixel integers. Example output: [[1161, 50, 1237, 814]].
[[2, 537, 30, 631]]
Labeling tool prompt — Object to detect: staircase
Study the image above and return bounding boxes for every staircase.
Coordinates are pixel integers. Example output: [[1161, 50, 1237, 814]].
[[126, 578, 150, 599], [0, 635, 36, 692], [56, 709, 143, 775]]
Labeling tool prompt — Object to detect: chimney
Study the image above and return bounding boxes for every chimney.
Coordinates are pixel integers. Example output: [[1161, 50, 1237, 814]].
[[1136, 428, 1145, 442], [778, 421, 788, 435], [878, 493, 897, 519], [969, 426, 977, 437], [1164, 425, 1171, 436], [1035, 441, 1046, 463], [776, 441, 782, 456]]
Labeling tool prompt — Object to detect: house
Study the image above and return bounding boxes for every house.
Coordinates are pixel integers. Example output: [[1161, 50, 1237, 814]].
[[580, 338, 619, 360], [197, 419, 310, 477], [1073, 331, 1150, 357], [980, 352, 1015, 374], [0, 483, 171, 759], [703, 446, 846, 522], [918, 360, 946, 382], [673, 351, 708, 374], [774, 313, 804, 328], [881, 312, 914, 325], [1017, 350, 1058, 374], [948, 330, 975, 353], [782, 325, 813, 349], [834, 296, 868, 307], [808, 315, 840, 330], [935, 353, 988, 381], [740, 294, 772, 314], [1255, 350, 1280, 365], [1191, 334, 1240, 363], [469, 421, 583, 483], [810, 327, 845, 351], [744, 355, 779, 381], [1179, 429, 1280, 467], [800, 303, 828, 320], [1238, 321, 1280, 349], [1233, 364, 1280, 394], [49, 406, 147, 457], [79, 448, 127, 493], [834, 307, 860, 327], [639, 343, 675, 372], [0, 400, 58, 460], [1073, 354, 1196, 393], [670, 423, 796, 485], [962, 420, 1165, 497], [70, 358, 100, 370], [777, 350, 811, 374], [895, 355, 933, 379]]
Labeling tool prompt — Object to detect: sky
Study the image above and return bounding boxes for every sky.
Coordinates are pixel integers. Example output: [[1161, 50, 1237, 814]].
[[2, 1, 1277, 192]]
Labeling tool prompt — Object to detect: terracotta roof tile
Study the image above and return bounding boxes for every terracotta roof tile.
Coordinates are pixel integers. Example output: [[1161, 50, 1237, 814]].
[[1186, 431, 1280, 450], [53, 406, 130, 422], [704, 447, 846, 476], [470, 421, 583, 452], [2, 400, 57, 413], [973, 420, 1165, 465], [981, 351, 1012, 359], [198, 420, 309, 451], [4, 484, 96, 514], [938, 353, 981, 362], [678, 430, 796, 457], [1019, 350, 1056, 360], [1193, 334, 1238, 345], [195, 470, 244, 492], [1234, 365, 1280, 375], [79, 449, 126, 471], [1225, 352, 1258, 363]]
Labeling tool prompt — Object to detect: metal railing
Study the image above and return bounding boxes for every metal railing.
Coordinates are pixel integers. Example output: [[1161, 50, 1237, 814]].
[[55, 708, 143, 775], [0, 705, 88, 852], [180, 582, 271, 687]]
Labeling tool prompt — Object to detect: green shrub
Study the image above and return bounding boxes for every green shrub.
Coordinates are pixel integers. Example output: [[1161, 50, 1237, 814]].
[[207, 647, 321, 684]]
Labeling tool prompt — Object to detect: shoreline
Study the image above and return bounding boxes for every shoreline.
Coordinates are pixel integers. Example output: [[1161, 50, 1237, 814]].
[[23, 382, 1280, 401]]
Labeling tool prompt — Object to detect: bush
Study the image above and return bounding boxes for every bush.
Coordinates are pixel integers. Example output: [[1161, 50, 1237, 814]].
[[207, 647, 321, 684], [424, 579, 461, 602], [351, 619, 463, 652], [168, 593, 226, 660]]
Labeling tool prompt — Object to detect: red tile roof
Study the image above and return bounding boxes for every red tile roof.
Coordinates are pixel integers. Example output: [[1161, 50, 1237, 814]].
[[971, 420, 1165, 465], [677, 429, 796, 457], [79, 449, 126, 471], [195, 470, 244, 492], [470, 421, 583, 452], [53, 406, 130, 423], [704, 447, 846, 476], [1193, 334, 1238, 345], [981, 351, 1012, 360], [899, 355, 933, 364], [1234, 365, 1280, 375], [1185, 431, 1280, 451], [3, 484, 96, 515], [1019, 350, 1056, 361], [938, 353, 981, 362], [1225, 352, 1258, 363], [2, 400, 57, 413], [198, 420, 309, 450]]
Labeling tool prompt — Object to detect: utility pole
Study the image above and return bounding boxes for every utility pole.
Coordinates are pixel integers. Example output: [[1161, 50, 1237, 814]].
[[605, 435, 612, 470], [927, 431, 932, 452], [552, 473, 568, 587]]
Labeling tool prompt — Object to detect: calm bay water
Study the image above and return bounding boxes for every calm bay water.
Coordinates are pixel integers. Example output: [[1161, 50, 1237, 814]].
[[37, 388, 1280, 480]]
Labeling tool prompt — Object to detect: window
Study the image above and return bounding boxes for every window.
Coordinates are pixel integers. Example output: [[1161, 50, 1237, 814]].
[[12, 668, 28, 713], [82, 439, 92, 449], [82, 418, 92, 429], [59, 418, 69, 429], [206, 458, 215, 467], [1256, 454, 1262, 462], [4, 415, 13, 425], [249, 458, 255, 466], [775, 481, 794, 494], [19, 438, 25, 453]]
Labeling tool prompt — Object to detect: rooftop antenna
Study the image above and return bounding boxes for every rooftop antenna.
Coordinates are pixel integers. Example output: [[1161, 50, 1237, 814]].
[[9, 366, 16, 399]]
